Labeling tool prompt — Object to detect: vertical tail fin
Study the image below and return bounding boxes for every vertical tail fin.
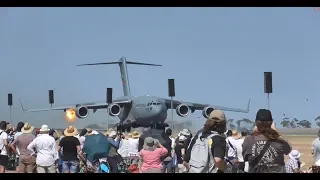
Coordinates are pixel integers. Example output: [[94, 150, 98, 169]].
[[77, 57, 162, 96]]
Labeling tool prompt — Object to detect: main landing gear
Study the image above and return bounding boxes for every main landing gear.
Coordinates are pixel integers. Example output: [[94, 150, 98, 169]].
[[150, 122, 169, 130], [116, 123, 131, 133]]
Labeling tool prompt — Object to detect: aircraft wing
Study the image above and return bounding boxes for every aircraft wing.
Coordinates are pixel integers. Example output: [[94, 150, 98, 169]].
[[164, 98, 251, 113], [19, 99, 132, 112]]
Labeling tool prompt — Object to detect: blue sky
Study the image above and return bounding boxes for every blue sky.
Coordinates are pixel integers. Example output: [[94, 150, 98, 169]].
[[0, 7, 319, 129]]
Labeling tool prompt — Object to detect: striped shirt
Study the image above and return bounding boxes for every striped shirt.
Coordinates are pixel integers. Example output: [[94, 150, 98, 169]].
[[285, 159, 299, 173]]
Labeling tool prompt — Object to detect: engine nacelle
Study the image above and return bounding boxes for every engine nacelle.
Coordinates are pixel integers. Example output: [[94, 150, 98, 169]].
[[176, 104, 190, 117], [202, 106, 215, 118], [76, 106, 89, 119], [108, 103, 121, 116]]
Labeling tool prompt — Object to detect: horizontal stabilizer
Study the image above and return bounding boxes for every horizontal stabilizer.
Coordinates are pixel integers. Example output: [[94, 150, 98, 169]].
[[126, 61, 162, 67], [77, 62, 119, 66], [77, 61, 162, 67]]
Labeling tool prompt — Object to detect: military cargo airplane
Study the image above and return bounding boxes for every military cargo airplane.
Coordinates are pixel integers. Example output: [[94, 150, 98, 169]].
[[20, 57, 250, 132]]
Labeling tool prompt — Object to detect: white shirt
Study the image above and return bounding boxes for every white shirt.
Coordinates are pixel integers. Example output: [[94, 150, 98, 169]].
[[27, 134, 59, 167], [127, 138, 139, 156], [0, 130, 8, 156], [118, 139, 130, 157], [233, 138, 244, 162], [226, 137, 237, 158], [118, 138, 139, 157], [14, 132, 23, 157], [79, 136, 85, 150], [170, 137, 175, 149]]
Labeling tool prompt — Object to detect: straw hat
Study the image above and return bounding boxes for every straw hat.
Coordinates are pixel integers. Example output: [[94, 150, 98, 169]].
[[232, 130, 242, 140], [109, 131, 117, 137], [132, 131, 140, 139], [126, 133, 133, 139], [21, 123, 34, 134], [40, 125, 50, 133], [86, 128, 98, 135], [64, 126, 78, 137]]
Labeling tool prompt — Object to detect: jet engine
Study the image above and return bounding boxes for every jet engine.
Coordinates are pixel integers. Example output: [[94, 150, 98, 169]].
[[108, 103, 121, 116], [202, 106, 215, 118], [76, 106, 89, 119], [176, 104, 190, 117]]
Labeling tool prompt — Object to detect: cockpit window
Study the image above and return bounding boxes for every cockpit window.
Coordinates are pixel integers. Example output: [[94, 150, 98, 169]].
[[157, 102, 160, 105]]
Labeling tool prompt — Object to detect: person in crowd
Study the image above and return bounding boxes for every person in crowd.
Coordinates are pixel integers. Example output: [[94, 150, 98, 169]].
[[242, 109, 291, 173], [312, 129, 320, 165], [118, 133, 131, 159], [80, 129, 101, 173], [6, 126, 14, 145], [286, 150, 302, 173], [10, 123, 35, 173], [13, 122, 24, 173], [166, 128, 175, 149], [76, 129, 87, 172], [49, 129, 60, 141], [78, 129, 87, 150], [27, 124, 59, 173], [87, 128, 99, 135], [176, 129, 192, 151], [0, 121, 9, 173], [57, 131, 65, 173], [226, 130, 240, 165], [58, 126, 81, 173], [240, 129, 249, 172], [138, 126, 173, 171], [107, 130, 122, 173], [127, 131, 140, 163], [34, 128, 40, 137], [104, 132, 109, 137], [161, 128, 175, 173], [139, 137, 168, 173], [175, 135, 187, 173], [183, 110, 227, 173], [225, 130, 232, 137]]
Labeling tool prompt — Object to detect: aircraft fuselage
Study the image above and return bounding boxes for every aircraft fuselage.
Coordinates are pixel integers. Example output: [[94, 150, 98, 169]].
[[115, 95, 168, 128]]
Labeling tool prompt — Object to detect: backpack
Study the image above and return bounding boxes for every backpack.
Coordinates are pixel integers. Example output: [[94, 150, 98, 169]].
[[188, 132, 219, 173]]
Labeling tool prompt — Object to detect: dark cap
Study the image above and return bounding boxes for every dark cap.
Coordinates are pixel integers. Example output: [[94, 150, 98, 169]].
[[255, 109, 273, 122]]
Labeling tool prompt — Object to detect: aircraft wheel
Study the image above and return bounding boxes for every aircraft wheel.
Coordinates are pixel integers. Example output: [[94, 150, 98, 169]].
[[126, 126, 131, 132], [116, 124, 123, 132]]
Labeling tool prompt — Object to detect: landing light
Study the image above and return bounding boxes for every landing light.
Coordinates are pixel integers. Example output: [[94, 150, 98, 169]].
[[65, 108, 77, 123]]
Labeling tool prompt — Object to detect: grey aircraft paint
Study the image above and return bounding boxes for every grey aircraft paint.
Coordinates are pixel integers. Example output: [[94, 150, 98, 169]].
[[20, 57, 250, 132]]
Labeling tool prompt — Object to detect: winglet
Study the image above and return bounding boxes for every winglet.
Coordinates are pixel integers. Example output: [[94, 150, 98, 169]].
[[246, 98, 251, 112], [19, 98, 27, 112]]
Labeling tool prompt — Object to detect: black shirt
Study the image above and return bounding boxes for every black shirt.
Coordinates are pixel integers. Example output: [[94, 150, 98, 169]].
[[174, 143, 184, 164], [59, 136, 80, 161], [175, 136, 191, 150], [184, 131, 226, 163]]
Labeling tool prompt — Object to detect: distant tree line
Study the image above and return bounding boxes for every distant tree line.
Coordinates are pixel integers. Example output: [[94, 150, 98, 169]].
[[226, 117, 314, 129]]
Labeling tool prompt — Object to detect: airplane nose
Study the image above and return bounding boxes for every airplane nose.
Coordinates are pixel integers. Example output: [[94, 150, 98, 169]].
[[151, 106, 161, 115]]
